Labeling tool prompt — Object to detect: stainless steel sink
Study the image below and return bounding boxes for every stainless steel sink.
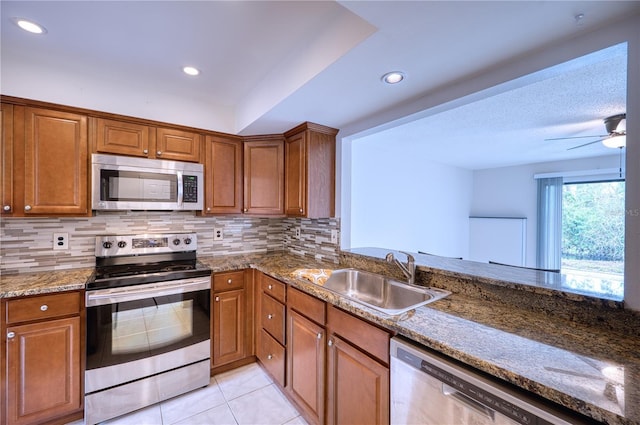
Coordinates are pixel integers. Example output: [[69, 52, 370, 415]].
[[323, 268, 450, 315]]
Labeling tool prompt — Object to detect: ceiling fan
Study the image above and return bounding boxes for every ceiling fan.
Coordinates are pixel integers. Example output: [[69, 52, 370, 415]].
[[545, 113, 626, 150]]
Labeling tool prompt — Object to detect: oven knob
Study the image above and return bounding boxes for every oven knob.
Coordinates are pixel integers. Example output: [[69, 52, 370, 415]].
[[102, 241, 112, 249], [184, 238, 192, 245], [117, 241, 127, 249], [173, 238, 181, 246]]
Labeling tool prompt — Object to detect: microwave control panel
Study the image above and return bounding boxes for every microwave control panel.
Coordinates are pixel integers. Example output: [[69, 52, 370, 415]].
[[183, 175, 199, 203]]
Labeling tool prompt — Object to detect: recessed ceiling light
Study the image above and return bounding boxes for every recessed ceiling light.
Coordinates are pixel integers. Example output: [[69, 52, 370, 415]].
[[13, 18, 46, 34], [183, 66, 200, 76], [381, 71, 405, 85]]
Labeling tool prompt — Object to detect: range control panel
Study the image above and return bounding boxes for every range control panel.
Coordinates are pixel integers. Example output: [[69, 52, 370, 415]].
[[95, 233, 198, 257]]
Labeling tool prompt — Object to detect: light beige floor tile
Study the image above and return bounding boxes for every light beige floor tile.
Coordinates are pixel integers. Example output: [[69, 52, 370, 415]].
[[173, 403, 238, 425], [101, 404, 163, 425], [227, 384, 298, 425], [215, 363, 272, 400], [160, 378, 226, 425]]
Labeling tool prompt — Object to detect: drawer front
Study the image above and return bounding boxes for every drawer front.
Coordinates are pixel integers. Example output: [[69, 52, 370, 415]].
[[288, 287, 325, 325], [213, 270, 245, 292], [327, 305, 390, 365], [261, 274, 286, 303], [261, 293, 286, 344], [6, 291, 81, 324], [257, 329, 286, 387]]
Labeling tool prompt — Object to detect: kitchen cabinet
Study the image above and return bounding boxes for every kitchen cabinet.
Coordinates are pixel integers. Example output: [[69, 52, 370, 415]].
[[2, 291, 83, 425], [204, 134, 243, 214], [284, 122, 338, 218], [92, 117, 201, 162], [211, 270, 253, 369], [243, 136, 284, 216], [3, 106, 89, 217], [1, 103, 14, 216], [326, 305, 390, 425], [256, 273, 287, 386], [286, 288, 326, 425]]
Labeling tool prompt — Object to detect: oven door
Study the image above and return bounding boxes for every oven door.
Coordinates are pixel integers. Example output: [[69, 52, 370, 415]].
[[85, 276, 210, 393]]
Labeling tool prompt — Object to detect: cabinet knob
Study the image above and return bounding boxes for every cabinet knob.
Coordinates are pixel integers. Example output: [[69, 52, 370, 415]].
[[243, 208, 248, 213], [300, 208, 303, 213], [328, 339, 334, 347], [207, 207, 211, 211], [267, 314, 273, 320], [267, 354, 273, 360], [143, 149, 148, 154], [7, 331, 15, 339], [227, 279, 232, 284], [157, 151, 162, 156], [24, 205, 32, 211], [316, 332, 322, 340], [268, 284, 272, 290], [40, 305, 48, 312], [215, 296, 220, 302], [3, 205, 10, 212]]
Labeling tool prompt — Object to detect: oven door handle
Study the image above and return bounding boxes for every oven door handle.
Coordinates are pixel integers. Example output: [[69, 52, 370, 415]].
[[86, 277, 210, 307]]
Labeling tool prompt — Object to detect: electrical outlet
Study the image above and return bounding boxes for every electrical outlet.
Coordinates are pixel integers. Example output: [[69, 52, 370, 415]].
[[214, 227, 224, 241], [331, 229, 339, 244], [294, 227, 301, 240], [53, 232, 69, 250]]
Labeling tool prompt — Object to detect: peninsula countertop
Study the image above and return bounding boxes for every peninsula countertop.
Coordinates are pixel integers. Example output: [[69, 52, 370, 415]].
[[1, 252, 638, 424]]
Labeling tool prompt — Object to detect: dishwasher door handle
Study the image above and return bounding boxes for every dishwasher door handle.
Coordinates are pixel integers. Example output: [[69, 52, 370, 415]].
[[442, 384, 496, 422]]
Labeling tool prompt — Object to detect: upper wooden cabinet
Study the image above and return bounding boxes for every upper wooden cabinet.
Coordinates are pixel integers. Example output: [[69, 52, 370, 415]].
[[284, 122, 338, 218], [0, 106, 90, 217], [243, 136, 285, 216], [92, 117, 201, 162], [204, 134, 243, 214]]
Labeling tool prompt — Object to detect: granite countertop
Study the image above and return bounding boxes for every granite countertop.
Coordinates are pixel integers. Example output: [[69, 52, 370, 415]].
[[1, 252, 638, 424]]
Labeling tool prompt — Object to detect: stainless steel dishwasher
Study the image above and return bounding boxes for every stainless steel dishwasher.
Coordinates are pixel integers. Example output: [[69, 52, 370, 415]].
[[391, 337, 579, 425]]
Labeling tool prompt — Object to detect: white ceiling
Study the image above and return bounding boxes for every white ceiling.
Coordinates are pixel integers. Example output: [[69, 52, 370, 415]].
[[1, 1, 639, 168]]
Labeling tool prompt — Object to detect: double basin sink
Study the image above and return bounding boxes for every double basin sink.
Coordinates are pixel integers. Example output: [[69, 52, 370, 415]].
[[321, 268, 450, 315]]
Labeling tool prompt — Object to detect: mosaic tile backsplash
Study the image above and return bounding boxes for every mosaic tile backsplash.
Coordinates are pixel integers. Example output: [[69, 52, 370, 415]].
[[0, 211, 340, 275]]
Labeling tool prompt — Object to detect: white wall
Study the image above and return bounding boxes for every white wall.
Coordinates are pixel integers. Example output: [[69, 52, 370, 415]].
[[471, 154, 621, 267], [350, 136, 472, 257]]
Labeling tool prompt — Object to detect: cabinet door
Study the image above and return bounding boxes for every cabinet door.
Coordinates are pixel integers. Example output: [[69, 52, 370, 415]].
[[24, 107, 88, 215], [93, 117, 151, 157], [204, 135, 242, 214], [284, 131, 306, 216], [1, 103, 14, 215], [212, 289, 246, 366], [287, 310, 325, 424], [6, 317, 82, 425], [156, 127, 201, 162], [243, 139, 284, 215], [326, 335, 389, 425]]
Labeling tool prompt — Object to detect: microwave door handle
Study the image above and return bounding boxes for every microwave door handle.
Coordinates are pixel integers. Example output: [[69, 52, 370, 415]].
[[177, 171, 184, 207]]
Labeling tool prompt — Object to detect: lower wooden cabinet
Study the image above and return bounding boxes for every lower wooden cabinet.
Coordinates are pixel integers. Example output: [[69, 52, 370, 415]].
[[2, 291, 83, 425]]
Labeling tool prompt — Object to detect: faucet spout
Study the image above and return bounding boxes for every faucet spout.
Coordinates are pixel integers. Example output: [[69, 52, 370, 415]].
[[386, 251, 416, 285]]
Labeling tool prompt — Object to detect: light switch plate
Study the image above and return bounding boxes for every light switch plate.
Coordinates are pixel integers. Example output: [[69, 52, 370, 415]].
[[53, 232, 69, 250]]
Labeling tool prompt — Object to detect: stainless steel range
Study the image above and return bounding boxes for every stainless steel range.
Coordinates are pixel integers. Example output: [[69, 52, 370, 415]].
[[85, 233, 211, 425]]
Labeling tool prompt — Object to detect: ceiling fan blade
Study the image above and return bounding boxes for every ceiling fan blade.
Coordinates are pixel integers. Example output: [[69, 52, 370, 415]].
[[567, 139, 605, 150], [545, 134, 608, 141]]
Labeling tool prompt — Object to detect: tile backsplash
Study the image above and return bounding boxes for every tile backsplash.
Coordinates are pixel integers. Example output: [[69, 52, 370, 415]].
[[0, 211, 340, 275]]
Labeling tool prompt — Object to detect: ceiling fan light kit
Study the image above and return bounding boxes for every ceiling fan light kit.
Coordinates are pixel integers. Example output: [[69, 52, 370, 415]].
[[602, 134, 626, 149]]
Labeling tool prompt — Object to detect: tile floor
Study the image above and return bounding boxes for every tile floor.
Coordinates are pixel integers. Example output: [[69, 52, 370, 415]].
[[68, 363, 305, 425]]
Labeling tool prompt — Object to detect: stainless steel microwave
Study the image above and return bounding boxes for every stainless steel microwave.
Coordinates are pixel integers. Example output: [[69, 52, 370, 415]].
[[91, 154, 204, 211]]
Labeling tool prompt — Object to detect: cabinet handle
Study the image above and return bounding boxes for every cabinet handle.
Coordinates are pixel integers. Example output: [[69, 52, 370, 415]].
[[268, 284, 273, 290], [143, 149, 149, 154], [267, 354, 273, 360], [215, 296, 220, 302], [227, 279, 232, 284], [267, 314, 273, 320], [157, 151, 162, 156], [7, 331, 15, 339], [317, 332, 322, 340], [40, 305, 48, 311], [24, 205, 32, 211], [3, 205, 10, 212], [328, 339, 334, 347]]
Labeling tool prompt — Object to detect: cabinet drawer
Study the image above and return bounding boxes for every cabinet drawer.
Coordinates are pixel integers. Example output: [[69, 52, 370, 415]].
[[327, 305, 390, 365], [213, 271, 245, 292], [288, 287, 325, 325], [261, 293, 285, 344], [257, 329, 286, 387], [6, 291, 81, 324], [261, 274, 286, 303]]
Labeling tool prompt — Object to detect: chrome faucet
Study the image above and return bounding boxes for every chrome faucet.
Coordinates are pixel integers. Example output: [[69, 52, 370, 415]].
[[385, 251, 416, 285]]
